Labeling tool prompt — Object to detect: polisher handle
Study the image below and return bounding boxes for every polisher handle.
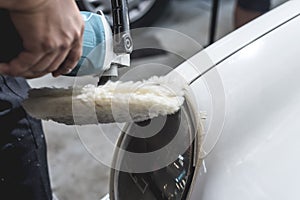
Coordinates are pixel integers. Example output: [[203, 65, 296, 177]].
[[111, 0, 133, 54]]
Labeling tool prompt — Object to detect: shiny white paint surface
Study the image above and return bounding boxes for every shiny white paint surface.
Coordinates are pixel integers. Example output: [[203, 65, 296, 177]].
[[186, 2, 300, 199]]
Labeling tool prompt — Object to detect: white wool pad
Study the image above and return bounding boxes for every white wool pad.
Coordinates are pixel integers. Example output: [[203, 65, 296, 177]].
[[22, 76, 187, 125]]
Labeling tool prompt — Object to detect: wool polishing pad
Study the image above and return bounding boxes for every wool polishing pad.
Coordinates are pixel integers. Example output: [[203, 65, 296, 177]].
[[22, 76, 186, 125]]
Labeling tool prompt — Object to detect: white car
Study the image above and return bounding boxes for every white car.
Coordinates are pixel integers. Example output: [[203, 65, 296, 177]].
[[107, 1, 300, 199]]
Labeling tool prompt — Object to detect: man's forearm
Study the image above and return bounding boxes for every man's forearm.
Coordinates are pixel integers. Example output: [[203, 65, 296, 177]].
[[0, 0, 47, 11]]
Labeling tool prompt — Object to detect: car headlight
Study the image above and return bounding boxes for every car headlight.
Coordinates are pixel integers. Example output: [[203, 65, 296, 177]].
[[109, 98, 200, 200]]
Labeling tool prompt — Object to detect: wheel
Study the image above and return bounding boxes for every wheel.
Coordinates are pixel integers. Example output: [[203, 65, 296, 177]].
[[76, 0, 170, 28]]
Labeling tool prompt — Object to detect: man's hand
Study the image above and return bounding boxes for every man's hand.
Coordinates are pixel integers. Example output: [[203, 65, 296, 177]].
[[0, 0, 84, 78]]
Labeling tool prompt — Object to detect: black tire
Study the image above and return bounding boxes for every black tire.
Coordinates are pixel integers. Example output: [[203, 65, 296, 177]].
[[130, 0, 170, 28], [75, 0, 170, 28]]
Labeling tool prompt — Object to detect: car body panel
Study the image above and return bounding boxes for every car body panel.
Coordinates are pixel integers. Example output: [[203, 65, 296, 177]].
[[185, 1, 300, 199]]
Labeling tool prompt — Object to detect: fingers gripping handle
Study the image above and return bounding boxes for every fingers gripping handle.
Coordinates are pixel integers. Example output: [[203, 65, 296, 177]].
[[0, 10, 109, 77]]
